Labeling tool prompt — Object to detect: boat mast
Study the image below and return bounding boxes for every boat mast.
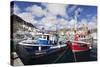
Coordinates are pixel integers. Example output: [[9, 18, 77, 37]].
[[74, 14, 77, 34], [73, 10, 80, 62]]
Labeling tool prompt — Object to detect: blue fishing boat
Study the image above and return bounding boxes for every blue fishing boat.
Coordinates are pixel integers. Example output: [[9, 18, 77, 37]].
[[17, 33, 67, 59]]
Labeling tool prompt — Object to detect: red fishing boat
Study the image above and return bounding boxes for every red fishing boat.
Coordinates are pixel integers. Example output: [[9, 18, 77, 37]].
[[72, 34, 91, 52], [66, 31, 92, 53]]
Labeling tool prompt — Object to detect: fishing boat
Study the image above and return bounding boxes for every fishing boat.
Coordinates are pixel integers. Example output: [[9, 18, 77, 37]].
[[67, 33, 92, 53], [18, 33, 67, 57], [65, 11, 93, 53]]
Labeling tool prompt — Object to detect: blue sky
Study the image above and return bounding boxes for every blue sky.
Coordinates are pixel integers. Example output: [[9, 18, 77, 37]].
[[11, 1, 97, 30]]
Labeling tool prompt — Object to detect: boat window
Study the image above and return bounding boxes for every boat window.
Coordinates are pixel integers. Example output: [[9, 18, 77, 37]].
[[43, 35, 47, 39], [34, 35, 42, 40]]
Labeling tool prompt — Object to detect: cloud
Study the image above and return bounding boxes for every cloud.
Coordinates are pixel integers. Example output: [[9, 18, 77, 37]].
[[19, 3, 69, 31], [68, 5, 77, 13], [42, 3, 68, 18], [25, 5, 46, 17], [13, 4, 20, 14], [88, 22, 96, 29], [57, 18, 68, 29], [39, 14, 70, 31], [81, 19, 88, 25], [40, 14, 57, 30], [91, 15, 97, 23], [88, 16, 97, 29], [77, 16, 97, 29], [38, 15, 66, 31], [18, 12, 37, 24], [69, 19, 76, 25], [76, 19, 88, 28], [14, 3, 69, 30]]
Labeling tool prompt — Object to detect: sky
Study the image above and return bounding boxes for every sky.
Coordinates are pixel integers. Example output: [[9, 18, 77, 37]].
[[11, 1, 97, 31]]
